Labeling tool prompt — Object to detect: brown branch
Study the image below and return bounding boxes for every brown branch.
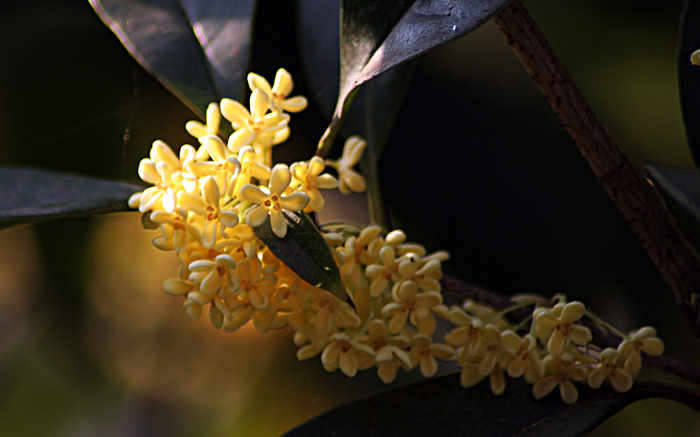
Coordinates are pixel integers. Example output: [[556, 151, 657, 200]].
[[492, 0, 700, 337], [441, 274, 700, 386]]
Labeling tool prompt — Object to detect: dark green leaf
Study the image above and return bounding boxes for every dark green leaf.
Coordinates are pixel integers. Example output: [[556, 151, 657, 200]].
[[679, 0, 700, 166], [333, 0, 510, 123], [643, 164, 700, 256], [89, 0, 257, 120], [283, 375, 700, 437], [252, 211, 348, 302], [0, 167, 143, 227], [298, 1, 416, 226]]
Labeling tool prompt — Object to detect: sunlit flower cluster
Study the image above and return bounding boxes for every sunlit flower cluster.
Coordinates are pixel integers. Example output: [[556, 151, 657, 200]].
[[128, 68, 366, 330], [446, 296, 664, 404], [130, 68, 665, 398]]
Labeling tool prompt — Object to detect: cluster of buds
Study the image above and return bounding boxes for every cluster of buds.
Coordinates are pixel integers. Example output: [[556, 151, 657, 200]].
[[130, 68, 665, 402]]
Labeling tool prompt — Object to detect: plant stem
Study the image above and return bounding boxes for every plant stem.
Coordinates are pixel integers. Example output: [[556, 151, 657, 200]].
[[316, 87, 361, 158], [441, 274, 700, 386], [493, 0, 700, 337]]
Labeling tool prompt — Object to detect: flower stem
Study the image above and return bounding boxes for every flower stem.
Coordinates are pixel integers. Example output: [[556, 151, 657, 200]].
[[316, 87, 362, 158], [493, 0, 700, 338]]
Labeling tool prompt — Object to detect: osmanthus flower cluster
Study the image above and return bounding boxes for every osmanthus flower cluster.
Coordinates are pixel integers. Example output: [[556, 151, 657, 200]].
[[128, 68, 665, 400], [447, 296, 665, 404]]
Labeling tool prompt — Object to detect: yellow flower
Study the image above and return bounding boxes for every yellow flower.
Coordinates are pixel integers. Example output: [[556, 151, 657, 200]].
[[501, 332, 544, 384], [229, 146, 271, 200], [188, 253, 239, 297], [134, 140, 197, 212], [326, 135, 367, 194], [188, 135, 241, 191], [588, 348, 632, 393], [234, 258, 278, 310], [321, 332, 374, 377], [365, 245, 400, 298], [311, 294, 361, 336], [532, 352, 589, 405], [408, 333, 455, 378], [220, 90, 290, 152], [178, 176, 240, 248], [356, 319, 412, 384], [339, 225, 382, 287], [248, 68, 308, 113], [381, 281, 443, 334], [150, 207, 201, 253], [535, 301, 592, 355], [616, 326, 664, 377], [290, 157, 339, 212], [459, 358, 508, 396], [445, 307, 486, 360], [240, 164, 309, 238]]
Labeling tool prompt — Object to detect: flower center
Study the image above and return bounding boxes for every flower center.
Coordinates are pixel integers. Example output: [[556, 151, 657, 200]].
[[247, 119, 265, 132], [207, 206, 218, 221], [241, 281, 257, 293], [264, 195, 281, 211]]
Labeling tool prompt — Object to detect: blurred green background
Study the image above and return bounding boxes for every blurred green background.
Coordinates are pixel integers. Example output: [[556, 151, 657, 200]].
[[1, 0, 700, 435]]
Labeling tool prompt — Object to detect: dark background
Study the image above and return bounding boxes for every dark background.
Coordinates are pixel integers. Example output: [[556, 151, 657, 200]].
[[0, 0, 699, 435]]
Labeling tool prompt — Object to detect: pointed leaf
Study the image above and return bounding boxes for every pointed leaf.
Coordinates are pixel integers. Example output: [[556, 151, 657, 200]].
[[679, 0, 700, 167], [298, 1, 416, 226], [0, 167, 143, 228], [89, 0, 257, 119], [644, 164, 700, 256], [252, 211, 348, 302], [332, 0, 510, 123], [298, 0, 416, 162], [283, 375, 700, 437]]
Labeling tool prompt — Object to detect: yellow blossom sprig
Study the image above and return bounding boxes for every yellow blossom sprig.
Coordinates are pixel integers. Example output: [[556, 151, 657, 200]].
[[441, 293, 665, 403], [128, 67, 667, 400]]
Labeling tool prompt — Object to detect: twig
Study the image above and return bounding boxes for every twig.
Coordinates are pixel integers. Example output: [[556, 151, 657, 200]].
[[492, 0, 700, 337], [441, 274, 700, 386]]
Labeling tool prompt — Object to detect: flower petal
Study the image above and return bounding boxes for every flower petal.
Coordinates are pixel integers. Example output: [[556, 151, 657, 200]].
[[220, 98, 250, 127], [246, 205, 269, 227], [272, 68, 293, 97], [270, 210, 288, 238], [280, 192, 310, 211]]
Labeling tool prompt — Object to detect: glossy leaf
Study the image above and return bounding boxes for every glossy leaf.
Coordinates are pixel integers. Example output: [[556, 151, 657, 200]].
[[679, 0, 700, 166], [89, 0, 256, 120], [644, 164, 700, 256], [333, 0, 510, 123], [0, 167, 143, 227], [298, 1, 416, 226], [252, 211, 348, 302], [283, 375, 700, 437]]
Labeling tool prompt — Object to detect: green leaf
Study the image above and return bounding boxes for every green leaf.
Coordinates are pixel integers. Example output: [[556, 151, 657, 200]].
[[643, 164, 700, 257], [252, 211, 348, 302], [282, 375, 700, 437], [0, 167, 143, 228], [679, 0, 700, 166], [301, 0, 510, 224], [89, 0, 257, 120], [334, 0, 510, 124], [298, 1, 416, 226]]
